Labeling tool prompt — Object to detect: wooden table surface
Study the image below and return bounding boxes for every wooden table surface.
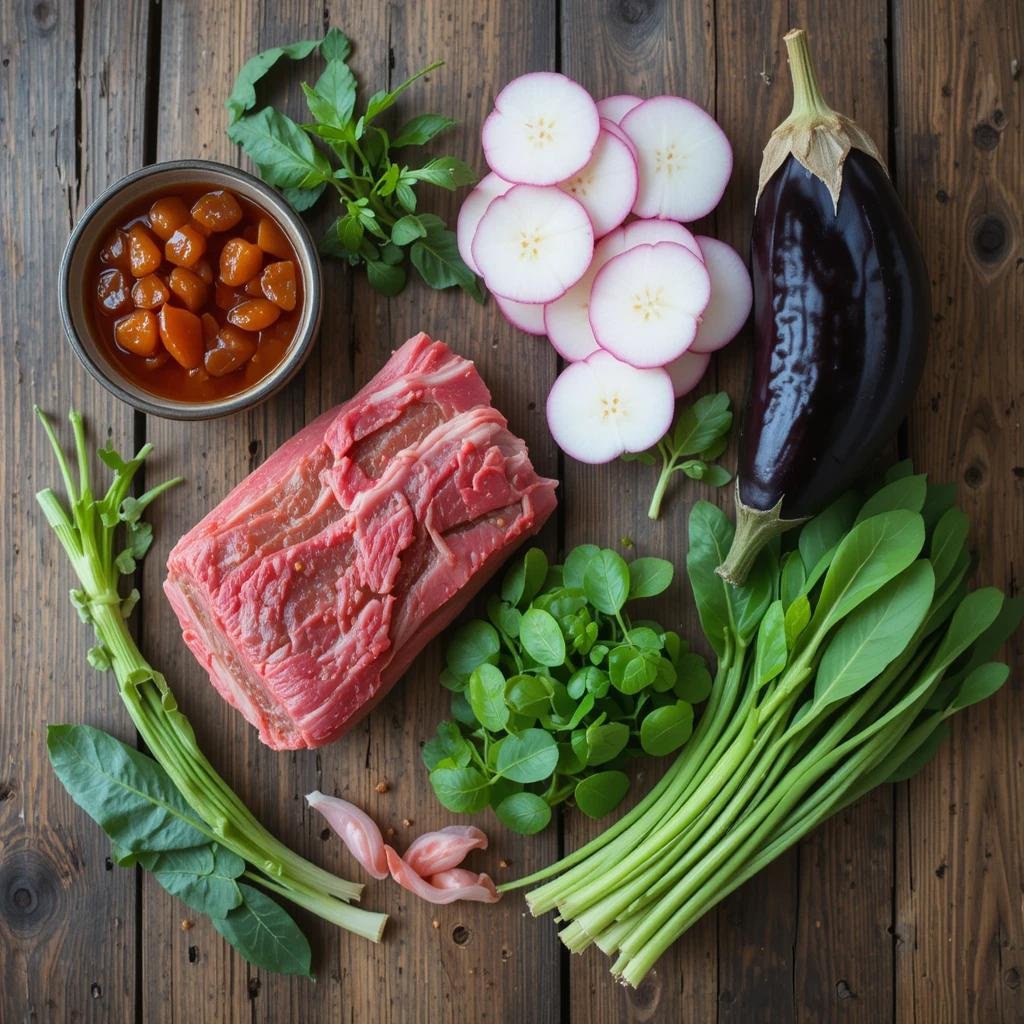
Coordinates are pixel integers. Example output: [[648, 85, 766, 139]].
[[2, 0, 1021, 1021]]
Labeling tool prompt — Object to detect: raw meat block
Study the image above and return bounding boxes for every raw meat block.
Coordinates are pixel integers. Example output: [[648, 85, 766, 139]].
[[164, 333, 557, 749]]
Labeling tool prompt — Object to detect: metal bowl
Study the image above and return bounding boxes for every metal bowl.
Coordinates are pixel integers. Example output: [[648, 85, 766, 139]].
[[59, 159, 323, 420]]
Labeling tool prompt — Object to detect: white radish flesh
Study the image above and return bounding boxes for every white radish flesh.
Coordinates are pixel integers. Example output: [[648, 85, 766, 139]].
[[589, 242, 711, 368], [482, 72, 600, 186], [621, 96, 733, 222], [543, 230, 630, 361], [558, 126, 638, 238], [664, 349, 711, 397], [456, 172, 513, 274], [620, 218, 702, 260], [472, 185, 594, 304], [688, 236, 753, 353], [546, 350, 674, 464], [494, 294, 547, 336], [596, 94, 643, 124]]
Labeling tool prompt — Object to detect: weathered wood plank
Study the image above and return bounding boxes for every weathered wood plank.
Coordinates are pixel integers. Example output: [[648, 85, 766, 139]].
[[0, 1, 148, 1020], [714, 6, 895, 1021], [891, 0, 1024, 1020], [557, 1, 721, 1019]]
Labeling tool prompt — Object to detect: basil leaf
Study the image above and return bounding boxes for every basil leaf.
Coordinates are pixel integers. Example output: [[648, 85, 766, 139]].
[[495, 729, 559, 783], [812, 560, 935, 714], [628, 556, 674, 599], [563, 544, 600, 589], [47, 724, 207, 854], [410, 225, 482, 300], [519, 608, 566, 667], [495, 792, 551, 835], [319, 27, 351, 62], [583, 549, 630, 615], [405, 155, 478, 190], [429, 766, 491, 812], [639, 701, 694, 756], [468, 663, 509, 731], [148, 844, 244, 919], [366, 259, 406, 296], [210, 883, 312, 978], [446, 620, 500, 676], [228, 108, 332, 189], [225, 39, 321, 123], [393, 114, 457, 147], [391, 214, 427, 246], [422, 721, 472, 771], [671, 392, 732, 454], [574, 771, 630, 819], [702, 464, 733, 488]]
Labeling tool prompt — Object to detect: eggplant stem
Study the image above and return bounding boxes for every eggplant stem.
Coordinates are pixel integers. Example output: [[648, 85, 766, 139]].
[[715, 487, 806, 586], [781, 29, 834, 127]]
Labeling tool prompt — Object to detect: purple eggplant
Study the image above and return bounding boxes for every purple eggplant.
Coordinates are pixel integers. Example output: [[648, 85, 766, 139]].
[[716, 29, 929, 585]]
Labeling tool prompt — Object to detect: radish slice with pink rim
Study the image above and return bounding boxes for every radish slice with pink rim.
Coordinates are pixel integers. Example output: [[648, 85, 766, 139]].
[[457, 172, 513, 274], [402, 826, 488, 877], [306, 791, 389, 879], [688, 236, 753, 353], [596, 94, 643, 124], [620, 218, 702, 260], [494, 294, 547, 335], [589, 242, 711, 368], [543, 229, 631, 361], [600, 117, 639, 163], [482, 72, 600, 186], [546, 350, 674, 464], [621, 96, 733, 222], [473, 184, 594, 304], [558, 126, 639, 238], [664, 349, 711, 397]]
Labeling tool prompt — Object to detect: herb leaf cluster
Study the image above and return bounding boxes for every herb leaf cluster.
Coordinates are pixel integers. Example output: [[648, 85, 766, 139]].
[[623, 392, 734, 519], [424, 546, 710, 834], [226, 28, 481, 299]]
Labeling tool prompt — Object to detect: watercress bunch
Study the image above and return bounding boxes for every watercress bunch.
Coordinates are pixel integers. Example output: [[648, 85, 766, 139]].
[[424, 545, 711, 835], [226, 28, 481, 299]]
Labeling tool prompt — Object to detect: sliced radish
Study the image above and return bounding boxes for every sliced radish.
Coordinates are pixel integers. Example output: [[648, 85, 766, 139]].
[[621, 218, 702, 260], [543, 229, 631, 361], [621, 96, 733, 222], [472, 185, 594, 304], [589, 242, 711, 368], [482, 73, 600, 186], [601, 117, 639, 163], [494, 294, 547, 335], [457, 172, 513, 274], [546, 350, 674, 464], [597, 94, 643, 125], [688, 236, 753, 353], [558, 126, 638, 237], [664, 350, 711, 397]]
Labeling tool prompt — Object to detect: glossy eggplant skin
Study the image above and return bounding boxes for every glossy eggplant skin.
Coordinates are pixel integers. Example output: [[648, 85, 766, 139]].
[[739, 149, 930, 518]]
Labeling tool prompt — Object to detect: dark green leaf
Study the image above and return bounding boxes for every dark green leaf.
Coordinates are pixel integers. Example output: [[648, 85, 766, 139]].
[[494, 729, 559, 783], [312, 58, 357, 125], [855, 474, 927, 523], [283, 182, 325, 211], [670, 393, 732, 454], [227, 108, 331, 189], [639, 701, 694, 756], [393, 114, 457, 147], [495, 792, 551, 835], [574, 771, 630, 818], [779, 550, 806, 609], [366, 259, 406, 296], [468, 663, 509, 731], [948, 661, 1010, 712], [686, 501, 734, 656], [395, 181, 417, 212], [225, 39, 320, 123], [450, 690, 478, 727], [784, 595, 811, 649], [563, 544, 600, 590], [410, 226, 482, 300], [584, 721, 629, 765], [608, 646, 657, 695], [364, 61, 442, 122], [319, 27, 351, 62], [148, 844, 244, 918], [884, 459, 915, 482], [501, 548, 548, 608], [798, 492, 860, 575], [753, 600, 788, 687], [628, 557, 674, 599], [391, 214, 427, 246], [673, 653, 712, 702], [446, 620, 500, 676], [429, 766, 491, 812], [920, 482, 958, 531], [47, 724, 207, 854], [422, 721, 472, 770], [405, 155, 478, 189], [210, 884, 312, 977], [702, 464, 733, 488], [583, 549, 630, 615], [929, 506, 969, 590], [505, 674, 553, 719], [519, 607, 566, 667]]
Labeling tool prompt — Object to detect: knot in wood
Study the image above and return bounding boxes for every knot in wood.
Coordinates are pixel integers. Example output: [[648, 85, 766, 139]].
[[1, 850, 59, 933]]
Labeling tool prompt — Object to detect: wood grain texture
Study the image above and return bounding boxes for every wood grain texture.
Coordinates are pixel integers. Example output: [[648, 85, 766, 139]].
[[891, 0, 1024, 1020], [0, 1, 147, 1021], [557, 2, 721, 1020]]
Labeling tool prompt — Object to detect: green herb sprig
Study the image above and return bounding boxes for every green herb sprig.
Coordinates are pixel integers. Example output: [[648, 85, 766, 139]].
[[36, 409, 387, 977], [623, 392, 734, 520], [424, 546, 711, 835], [225, 28, 481, 299]]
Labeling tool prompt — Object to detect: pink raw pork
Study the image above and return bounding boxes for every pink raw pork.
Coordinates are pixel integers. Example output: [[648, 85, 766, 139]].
[[164, 334, 557, 749]]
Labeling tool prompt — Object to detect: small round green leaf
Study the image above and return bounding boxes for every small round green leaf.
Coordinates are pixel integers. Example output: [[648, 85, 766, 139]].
[[563, 544, 601, 590], [495, 728, 559, 783], [628, 557, 674, 599], [574, 771, 630, 819], [584, 721, 629, 765], [446, 620, 500, 676], [495, 792, 552, 835], [468, 663, 509, 731], [639, 701, 694, 756], [429, 766, 491, 813], [583, 549, 631, 615], [519, 607, 566, 667]]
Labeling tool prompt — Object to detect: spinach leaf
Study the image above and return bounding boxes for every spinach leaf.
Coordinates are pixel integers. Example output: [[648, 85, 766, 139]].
[[753, 600, 788, 688], [854, 474, 927, 522], [948, 661, 1010, 712]]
